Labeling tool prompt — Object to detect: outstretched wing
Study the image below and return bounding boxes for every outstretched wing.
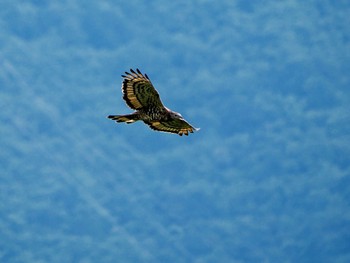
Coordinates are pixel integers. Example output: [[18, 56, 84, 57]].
[[146, 118, 199, 136], [121, 69, 164, 110]]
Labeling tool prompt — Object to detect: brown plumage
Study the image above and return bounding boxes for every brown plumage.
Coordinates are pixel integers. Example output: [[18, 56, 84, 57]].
[[108, 69, 199, 136]]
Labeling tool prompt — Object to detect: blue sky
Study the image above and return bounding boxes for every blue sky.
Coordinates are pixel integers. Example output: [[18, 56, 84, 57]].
[[1, 0, 349, 262]]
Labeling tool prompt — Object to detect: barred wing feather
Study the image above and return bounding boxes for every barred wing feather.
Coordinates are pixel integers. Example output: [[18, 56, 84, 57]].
[[122, 69, 164, 110], [146, 118, 199, 136]]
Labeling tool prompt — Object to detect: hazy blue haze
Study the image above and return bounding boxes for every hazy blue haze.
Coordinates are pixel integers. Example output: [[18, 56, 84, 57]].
[[1, 0, 349, 262]]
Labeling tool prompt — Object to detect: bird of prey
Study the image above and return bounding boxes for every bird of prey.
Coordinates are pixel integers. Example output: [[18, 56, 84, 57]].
[[108, 68, 199, 136]]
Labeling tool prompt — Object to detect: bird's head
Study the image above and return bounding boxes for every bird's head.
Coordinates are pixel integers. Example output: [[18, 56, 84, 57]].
[[166, 107, 184, 120]]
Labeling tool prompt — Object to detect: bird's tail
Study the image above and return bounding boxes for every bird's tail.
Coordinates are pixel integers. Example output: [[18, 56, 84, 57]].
[[107, 113, 139, 124]]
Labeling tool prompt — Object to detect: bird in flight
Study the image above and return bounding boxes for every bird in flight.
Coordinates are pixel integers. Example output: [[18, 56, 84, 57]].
[[108, 68, 199, 136]]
